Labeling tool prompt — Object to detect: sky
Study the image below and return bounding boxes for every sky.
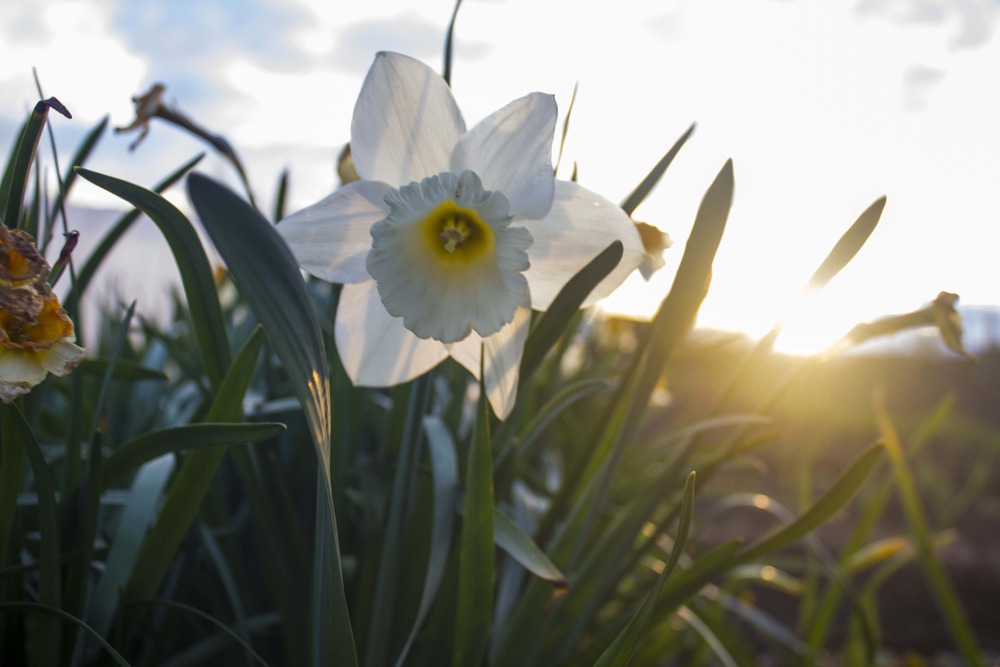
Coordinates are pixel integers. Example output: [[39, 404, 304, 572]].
[[2, 0, 998, 353]]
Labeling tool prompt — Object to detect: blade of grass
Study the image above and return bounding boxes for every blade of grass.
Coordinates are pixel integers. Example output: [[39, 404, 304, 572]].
[[393, 415, 460, 667], [442, 0, 464, 86], [494, 508, 567, 587], [806, 197, 886, 292], [519, 241, 622, 382], [620, 123, 696, 216], [187, 173, 355, 667], [76, 167, 230, 390], [366, 375, 432, 667], [453, 379, 495, 667], [103, 423, 286, 488], [874, 396, 984, 666], [3, 98, 70, 233], [594, 471, 696, 667], [123, 328, 263, 604], [67, 154, 204, 308], [0, 602, 130, 667], [43, 115, 108, 251], [4, 405, 61, 665]]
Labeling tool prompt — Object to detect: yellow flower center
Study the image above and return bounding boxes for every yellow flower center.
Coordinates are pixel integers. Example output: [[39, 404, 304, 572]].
[[0, 296, 74, 351], [421, 199, 494, 265]]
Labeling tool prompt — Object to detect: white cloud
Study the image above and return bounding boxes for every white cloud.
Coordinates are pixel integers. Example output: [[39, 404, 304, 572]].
[[0, 1, 147, 122]]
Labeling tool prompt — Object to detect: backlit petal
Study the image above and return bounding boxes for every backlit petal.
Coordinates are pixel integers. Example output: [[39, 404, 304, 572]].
[[335, 281, 449, 386], [446, 296, 530, 420], [0, 348, 46, 402], [522, 180, 645, 311], [352, 52, 466, 186], [37, 338, 86, 376], [482, 298, 531, 420], [452, 92, 556, 219], [278, 180, 391, 284]]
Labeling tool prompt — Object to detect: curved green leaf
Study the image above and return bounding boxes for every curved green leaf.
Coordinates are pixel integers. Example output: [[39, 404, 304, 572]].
[[186, 173, 354, 667], [4, 405, 62, 664], [595, 471, 695, 667], [2, 98, 70, 233], [76, 166, 230, 389], [453, 385, 494, 667], [103, 422, 286, 488], [494, 508, 566, 587], [806, 196, 886, 292], [520, 241, 622, 381], [0, 602, 131, 667], [620, 123, 696, 216], [68, 154, 204, 307], [124, 327, 263, 604]]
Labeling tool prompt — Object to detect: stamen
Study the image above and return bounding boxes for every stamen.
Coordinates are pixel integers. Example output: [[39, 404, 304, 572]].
[[439, 216, 471, 253]]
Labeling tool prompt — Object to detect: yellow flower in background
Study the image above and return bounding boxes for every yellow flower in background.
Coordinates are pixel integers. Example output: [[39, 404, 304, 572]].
[[279, 52, 644, 418], [0, 225, 85, 403]]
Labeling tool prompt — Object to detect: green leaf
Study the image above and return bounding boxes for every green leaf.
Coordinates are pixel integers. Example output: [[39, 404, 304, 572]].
[[442, 0, 465, 86], [394, 415, 460, 667], [366, 376, 432, 667], [595, 471, 695, 667], [186, 173, 355, 667], [67, 154, 204, 308], [2, 98, 70, 233], [519, 241, 622, 381], [494, 508, 566, 587], [0, 602, 131, 667], [875, 401, 985, 666], [0, 407, 25, 565], [124, 328, 263, 604], [620, 123, 696, 216], [75, 167, 230, 389], [806, 196, 886, 292], [43, 115, 108, 251], [453, 384, 495, 667], [88, 456, 175, 646], [78, 358, 169, 382], [3, 404, 62, 665], [103, 422, 286, 488], [735, 445, 884, 566]]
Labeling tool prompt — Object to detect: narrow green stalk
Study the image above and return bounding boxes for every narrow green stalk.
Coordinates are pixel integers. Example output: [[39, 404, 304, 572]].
[[365, 374, 433, 667]]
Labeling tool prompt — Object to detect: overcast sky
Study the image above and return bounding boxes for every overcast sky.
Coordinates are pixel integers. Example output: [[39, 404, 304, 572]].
[[3, 0, 998, 352]]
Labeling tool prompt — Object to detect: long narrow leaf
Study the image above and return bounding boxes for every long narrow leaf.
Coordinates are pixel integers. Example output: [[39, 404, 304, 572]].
[[124, 328, 263, 603], [393, 416, 460, 667], [806, 196, 886, 292], [4, 405, 61, 664], [187, 173, 354, 667], [103, 423, 286, 488], [67, 154, 204, 306], [595, 471, 696, 667], [453, 384, 495, 667], [0, 602, 131, 667], [494, 508, 566, 587], [44, 115, 109, 250], [76, 167, 230, 389], [3, 98, 70, 233], [620, 123, 696, 216], [519, 241, 622, 381]]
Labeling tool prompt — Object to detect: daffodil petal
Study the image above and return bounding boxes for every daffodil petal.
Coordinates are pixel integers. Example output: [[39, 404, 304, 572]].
[[0, 348, 46, 402], [335, 281, 449, 386], [37, 338, 86, 376], [278, 180, 391, 284], [352, 52, 466, 185], [446, 297, 531, 420], [482, 299, 531, 420], [452, 92, 556, 219], [523, 180, 645, 311]]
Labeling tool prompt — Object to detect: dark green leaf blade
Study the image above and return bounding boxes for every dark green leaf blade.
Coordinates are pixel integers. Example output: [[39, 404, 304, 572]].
[[806, 196, 886, 292], [75, 167, 230, 388], [595, 471, 696, 667], [186, 173, 355, 667], [453, 386, 495, 667], [519, 241, 622, 381], [620, 123, 695, 216], [494, 508, 566, 587], [103, 423, 286, 488], [2, 98, 70, 233]]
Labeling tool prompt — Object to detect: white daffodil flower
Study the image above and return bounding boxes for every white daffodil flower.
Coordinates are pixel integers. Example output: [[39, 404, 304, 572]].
[[279, 52, 644, 419]]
